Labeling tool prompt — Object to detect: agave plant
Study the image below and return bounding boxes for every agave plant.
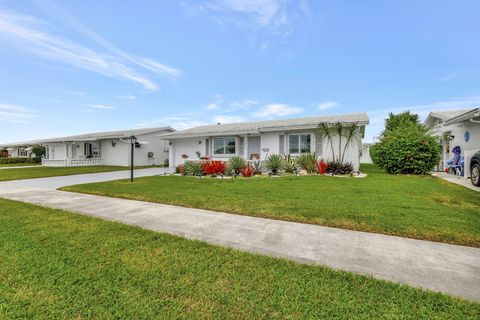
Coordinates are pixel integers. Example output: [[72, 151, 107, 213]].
[[228, 155, 247, 175], [183, 161, 204, 176], [265, 154, 284, 175], [251, 160, 264, 174], [283, 154, 297, 173], [296, 152, 319, 174]]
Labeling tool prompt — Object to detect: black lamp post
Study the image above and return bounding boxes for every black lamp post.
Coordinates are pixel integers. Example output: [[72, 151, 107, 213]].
[[127, 135, 137, 182]]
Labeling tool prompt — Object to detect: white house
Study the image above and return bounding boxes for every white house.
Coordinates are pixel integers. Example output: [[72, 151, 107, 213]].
[[39, 127, 174, 167], [360, 143, 374, 164], [163, 113, 369, 171], [1, 140, 39, 158], [425, 108, 480, 177]]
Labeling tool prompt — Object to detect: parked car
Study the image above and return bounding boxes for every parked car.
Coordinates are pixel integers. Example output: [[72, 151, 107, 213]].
[[470, 151, 480, 187]]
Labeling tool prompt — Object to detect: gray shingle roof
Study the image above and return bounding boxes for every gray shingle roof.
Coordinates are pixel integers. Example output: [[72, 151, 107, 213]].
[[428, 109, 471, 121], [1, 127, 174, 146], [163, 113, 369, 139]]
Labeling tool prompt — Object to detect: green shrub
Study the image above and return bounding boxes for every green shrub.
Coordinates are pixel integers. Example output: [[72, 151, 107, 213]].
[[283, 154, 297, 173], [296, 153, 319, 174], [183, 161, 204, 176], [371, 125, 440, 174], [228, 156, 247, 175], [265, 154, 284, 175], [251, 161, 264, 174], [0, 157, 40, 164]]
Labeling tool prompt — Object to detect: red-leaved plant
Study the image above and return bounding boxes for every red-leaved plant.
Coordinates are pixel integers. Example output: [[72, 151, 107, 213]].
[[317, 160, 329, 174], [178, 164, 185, 175], [202, 160, 227, 175], [240, 164, 254, 177]]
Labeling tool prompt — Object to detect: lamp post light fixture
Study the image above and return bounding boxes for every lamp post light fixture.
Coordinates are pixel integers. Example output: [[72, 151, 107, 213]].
[[127, 135, 137, 182]]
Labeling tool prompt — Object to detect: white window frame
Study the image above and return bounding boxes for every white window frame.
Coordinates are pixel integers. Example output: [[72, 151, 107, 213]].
[[213, 137, 236, 156], [288, 133, 312, 155]]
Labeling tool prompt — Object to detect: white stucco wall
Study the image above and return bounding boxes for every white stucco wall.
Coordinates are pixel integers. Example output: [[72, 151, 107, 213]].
[[260, 132, 280, 159], [42, 130, 171, 166], [169, 128, 364, 171], [360, 145, 373, 163], [440, 121, 480, 165]]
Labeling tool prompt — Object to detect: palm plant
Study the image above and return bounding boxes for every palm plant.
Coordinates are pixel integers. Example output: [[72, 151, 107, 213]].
[[316, 122, 360, 163], [283, 154, 297, 173], [296, 152, 319, 174], [316, 123, 336, 161], [228, 156, 247, 175], [265, 154, 284, 175]]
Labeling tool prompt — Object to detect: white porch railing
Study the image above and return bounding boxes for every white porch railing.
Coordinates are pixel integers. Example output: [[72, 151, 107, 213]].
[[42, 158, 104, 167]]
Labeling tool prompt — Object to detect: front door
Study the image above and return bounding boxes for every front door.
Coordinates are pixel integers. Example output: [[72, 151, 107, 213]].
[[247, 136, 261, 160]]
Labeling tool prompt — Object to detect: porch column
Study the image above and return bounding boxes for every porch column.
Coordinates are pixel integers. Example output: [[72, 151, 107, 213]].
[[244, 135, 248, 159]]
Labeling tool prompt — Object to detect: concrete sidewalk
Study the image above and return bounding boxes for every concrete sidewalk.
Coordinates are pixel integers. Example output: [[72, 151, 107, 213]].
[[2, 167, 172, 189], [433, 172, 480, 192], [0, 182, 479, 302]]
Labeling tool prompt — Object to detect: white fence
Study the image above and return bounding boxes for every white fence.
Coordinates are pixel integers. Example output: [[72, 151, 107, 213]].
[[42, 158, 104, 167]]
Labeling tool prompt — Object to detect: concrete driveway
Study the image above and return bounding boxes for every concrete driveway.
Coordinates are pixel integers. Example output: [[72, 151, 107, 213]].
[[2, 167, 172, 189], [0, 174, 479, 302]]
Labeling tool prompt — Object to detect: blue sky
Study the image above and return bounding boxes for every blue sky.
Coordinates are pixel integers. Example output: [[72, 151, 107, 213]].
[[0, 0, 479, 143]]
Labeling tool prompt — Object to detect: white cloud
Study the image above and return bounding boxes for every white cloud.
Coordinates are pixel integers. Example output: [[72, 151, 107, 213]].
[[317, 101, 339, 111], [212, 115, 246, 123], [254, 103, 303, 118], [117, 95, 136, 100], [0, 102, 36, 124], [206, 103, 221, 110], [438, 73, 457, 82], [229, 99, 258, 110], [184, 0, 309, 48], [88, 104, 115, 110], [0, 10, 181, 91]]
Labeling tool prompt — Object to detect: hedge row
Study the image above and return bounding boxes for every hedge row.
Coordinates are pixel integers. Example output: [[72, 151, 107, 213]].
[[0, 157, 41, 164]]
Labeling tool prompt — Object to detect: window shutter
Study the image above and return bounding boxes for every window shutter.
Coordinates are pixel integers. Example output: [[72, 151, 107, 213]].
[[279, 135, 285, 155], [205, 138, 210, 156], [315, 133, 323, 155], [239, 137, 244, 156]]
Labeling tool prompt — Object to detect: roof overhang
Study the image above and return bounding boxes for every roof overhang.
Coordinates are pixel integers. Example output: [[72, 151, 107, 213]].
[[444, 108, 480, 125]]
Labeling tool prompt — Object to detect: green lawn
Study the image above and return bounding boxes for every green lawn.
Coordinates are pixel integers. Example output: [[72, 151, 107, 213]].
[[0, 162, 40, 167], [0, 165, 158, 181], [0, 198, 478, 319], [63, 164, 480, 247]]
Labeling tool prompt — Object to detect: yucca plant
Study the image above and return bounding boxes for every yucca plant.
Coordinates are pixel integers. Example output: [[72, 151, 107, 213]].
[[228, 155, 247, 175], [296, 152, 319, 174], [183, 161, 204, 176], [283, 154, 297, 173], [265, 154, 284, 175], [251, 160, 264, 174]]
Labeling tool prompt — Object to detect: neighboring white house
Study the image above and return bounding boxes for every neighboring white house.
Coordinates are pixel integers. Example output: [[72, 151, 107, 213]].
[[162, 113, 369, 171], [37, 127, 174, 167], [360, 143, 374, 163], [1, 140, 39, 158], [425, 108, 480, 178]]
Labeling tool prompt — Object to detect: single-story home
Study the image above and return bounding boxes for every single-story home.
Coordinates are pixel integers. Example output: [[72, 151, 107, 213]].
[[0, 140, 39, 158], [38, 127, 175, 167], [360, 143, 374, 164], [162, 113, 369, 171], [425, 108, 480, 178]]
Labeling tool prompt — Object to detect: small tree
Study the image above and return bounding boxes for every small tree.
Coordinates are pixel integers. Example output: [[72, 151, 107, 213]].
[[371, 112, 440, 174], [31, 145, 46, 159]]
